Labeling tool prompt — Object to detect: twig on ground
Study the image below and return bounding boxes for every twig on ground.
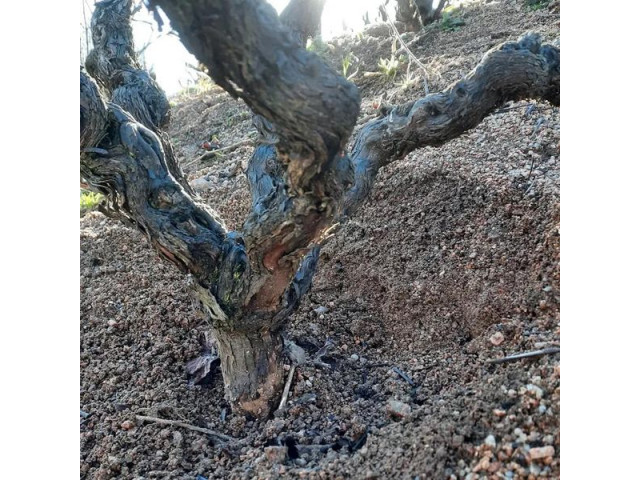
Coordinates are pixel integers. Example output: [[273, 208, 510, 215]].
[[184, 138, 254, 169], [135, 415, 237, 443], [391, 366, 416, 386], [493, 103, 555, 115], [311, 338, 336, 369], [80, 410, 91, 425], [351, 361, 393, 369], [278, 365, 296, 410], [382, 5, 430, 93], [487, 347, 560, 365], [524, 157, 537, 195], [297, 444, 333, 453]]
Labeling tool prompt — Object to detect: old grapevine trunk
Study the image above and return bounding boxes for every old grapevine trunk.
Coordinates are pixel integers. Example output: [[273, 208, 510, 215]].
[[80, 0, 559, 417]]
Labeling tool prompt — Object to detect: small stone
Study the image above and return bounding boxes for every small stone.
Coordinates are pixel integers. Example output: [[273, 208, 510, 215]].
[[513, 428, 527, 443], [314, 306, 328, 314], [493, 409, 506, 417], [489, 332, 505, 346], [484, 435, 497, 448], [120, 420, 134, 430], [264, 446, 288, 464], [472, 455, 492, 472], [107, 319, 117, 327], [526, 384, 544, 399], [191, 177, 211, 192], [350, 354, 359, 361], [387, 400, 411, 419], [529, 446, 555, 461], [285, 341, 307, 365]]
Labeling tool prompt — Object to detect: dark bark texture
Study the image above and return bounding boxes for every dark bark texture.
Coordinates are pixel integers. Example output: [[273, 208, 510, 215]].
[[344, 33, 559, 216], [280, 0, 327, 46], [395, 0, 448, 31], [85, 0, 194, 196], [81, 0, 560, 417], [415, 0, 448, 26]]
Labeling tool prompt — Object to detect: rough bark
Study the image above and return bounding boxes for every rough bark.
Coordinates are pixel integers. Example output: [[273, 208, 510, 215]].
[[344, 33, 559, 216], [80, 77, 246, 314], [279, 0, 326, 46], [152, 0, 359, 313], [215, 328, 284, 418], [81, 0, 560, 418], [396, 0, 448, 30], [415, 0, 448, 26], [395, 0, 423, 31], [85, 0, 194, 196]]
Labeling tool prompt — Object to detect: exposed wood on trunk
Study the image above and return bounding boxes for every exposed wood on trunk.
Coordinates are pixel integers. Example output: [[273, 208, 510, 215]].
[[153, 0, 359, 312], [214, 327, 285, 417]]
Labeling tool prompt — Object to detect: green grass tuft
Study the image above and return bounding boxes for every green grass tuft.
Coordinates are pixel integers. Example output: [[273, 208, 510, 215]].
[[526, 0, 550, 11], [378, 56, 400, 80], [439, 6, 466, 32], [80, 190, 103, 215]]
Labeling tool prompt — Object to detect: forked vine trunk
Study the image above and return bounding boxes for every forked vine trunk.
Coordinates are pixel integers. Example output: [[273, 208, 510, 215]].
[[80, 0, 559, 417]]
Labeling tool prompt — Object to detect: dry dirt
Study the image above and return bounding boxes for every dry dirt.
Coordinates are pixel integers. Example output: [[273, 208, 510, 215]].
[[80, 1, 560, 478]]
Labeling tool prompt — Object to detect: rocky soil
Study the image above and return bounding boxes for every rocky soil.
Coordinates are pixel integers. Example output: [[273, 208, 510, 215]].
[[81, 1, 560, 478]]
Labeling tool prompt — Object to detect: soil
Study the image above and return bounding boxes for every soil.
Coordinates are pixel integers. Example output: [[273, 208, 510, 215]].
[[80, 1, 561, 478]]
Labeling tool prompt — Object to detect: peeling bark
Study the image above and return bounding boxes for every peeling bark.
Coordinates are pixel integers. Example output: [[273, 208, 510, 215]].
[[81, 0, 560, 417]]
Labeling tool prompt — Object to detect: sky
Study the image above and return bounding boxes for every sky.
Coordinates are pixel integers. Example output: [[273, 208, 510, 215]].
[[81, 0, 391, 96]]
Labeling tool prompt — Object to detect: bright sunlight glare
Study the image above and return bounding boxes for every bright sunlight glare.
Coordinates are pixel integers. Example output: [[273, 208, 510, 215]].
[[80, 0, 439, 96]]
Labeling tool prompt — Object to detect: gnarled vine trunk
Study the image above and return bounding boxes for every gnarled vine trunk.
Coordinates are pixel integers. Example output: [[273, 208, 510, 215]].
[[80, 0, 559, 417]]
